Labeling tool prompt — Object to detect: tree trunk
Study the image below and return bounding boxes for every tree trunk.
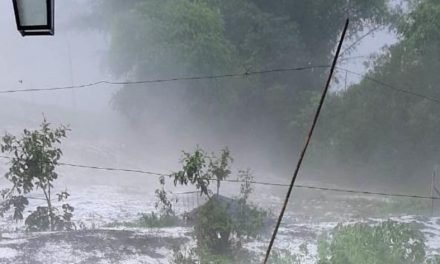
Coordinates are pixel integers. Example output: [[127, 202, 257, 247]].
[[42, 186, 53, 231]]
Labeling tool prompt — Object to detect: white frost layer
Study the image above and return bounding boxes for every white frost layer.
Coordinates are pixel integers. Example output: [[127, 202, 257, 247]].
[[0, 247, 18, 259], [34, 242, 104, 264], [119, 255, 166, 264]]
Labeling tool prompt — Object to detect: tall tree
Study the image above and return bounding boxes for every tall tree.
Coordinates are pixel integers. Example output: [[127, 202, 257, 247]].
[[315, 0, 440, 188], [81, 0, 391, 175]]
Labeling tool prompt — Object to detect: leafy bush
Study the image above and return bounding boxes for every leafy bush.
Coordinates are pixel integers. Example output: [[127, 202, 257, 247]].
[[318, 220, 426, 264], [195, 198, 234, 253], [192, 194, 267, 255], [427, 255, 440, 264], [25, 204, 75, 232], [25, 192, 75, 232], [170, 247, 196, 264]]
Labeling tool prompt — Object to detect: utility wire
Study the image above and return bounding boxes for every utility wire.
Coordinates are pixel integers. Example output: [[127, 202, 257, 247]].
[[339, 26, 382, 57], [294, 184, 440, 200], [339, 55, 370, 62], [57, 161, 170, 178], [3, 59, 438, 109], [1, 65, 438, 109], [220, 178, 289, 187], [338, 67, 440, 104], [1, 156, 439, 200], [174, 183, 440, 200], [211, 179, 440, 200], [0, 156, 169, 177], [0, 65, 330, 94]]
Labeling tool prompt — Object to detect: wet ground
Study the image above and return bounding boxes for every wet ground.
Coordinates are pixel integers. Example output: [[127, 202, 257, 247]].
[[0, 184, 439, 263], [0, 228, 190, 264]]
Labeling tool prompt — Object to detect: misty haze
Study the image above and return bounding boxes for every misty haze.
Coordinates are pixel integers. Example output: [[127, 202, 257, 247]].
[[0, 0, 439, 263]]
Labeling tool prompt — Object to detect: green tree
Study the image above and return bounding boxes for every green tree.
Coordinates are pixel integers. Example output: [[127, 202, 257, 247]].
[[172, 147, 212, 196], [80, 0, 391, 175], [0, 119, 74, 231], [315, 0, 440, 187], [209, 148, 232, 196]]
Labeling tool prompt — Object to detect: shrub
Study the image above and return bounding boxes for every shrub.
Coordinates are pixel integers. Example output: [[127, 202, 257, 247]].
[[318, 220, 426, 264], [427, 256, 440, 264], [193, 196, 268, 255], [25, 195, 75, 232], [170, 247, 196, 264], [195, 198, 234, 253]]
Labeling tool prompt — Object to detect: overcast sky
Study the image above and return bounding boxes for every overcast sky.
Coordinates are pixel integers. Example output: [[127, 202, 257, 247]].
[[0, 0, 113, 113]]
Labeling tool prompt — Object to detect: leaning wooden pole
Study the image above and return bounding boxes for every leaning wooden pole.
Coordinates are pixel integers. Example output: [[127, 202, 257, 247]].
[[263, 19, 349, 264], [432, 168, 436, 216]]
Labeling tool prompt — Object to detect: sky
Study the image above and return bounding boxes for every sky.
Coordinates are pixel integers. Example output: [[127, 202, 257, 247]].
[[0, 0, 112, 113]]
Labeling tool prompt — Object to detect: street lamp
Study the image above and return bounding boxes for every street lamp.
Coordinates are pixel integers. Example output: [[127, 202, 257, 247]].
[[12, 0, 54, 36]]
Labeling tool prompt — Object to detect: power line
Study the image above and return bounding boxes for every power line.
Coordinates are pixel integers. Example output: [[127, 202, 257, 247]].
[[0, 58, 363, 95], [1, 63, 437, 107], [294, 184, 440, 200], [339, 26, 382, 57], [58, 162, 170, 178], [0, 155, 170, 177], [209, 179, 440, 200], [338, 67, 440, 105], [0, 65, 330, 94], [6, 57, 437, 109], [1, 155, 439, 200], [339, 55, 370, 62], [220, 178, 289, 187]]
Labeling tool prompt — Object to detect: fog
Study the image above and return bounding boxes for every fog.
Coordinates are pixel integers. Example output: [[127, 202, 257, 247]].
[[1, 1, 439, 263], [0, 0, 395, 181]]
